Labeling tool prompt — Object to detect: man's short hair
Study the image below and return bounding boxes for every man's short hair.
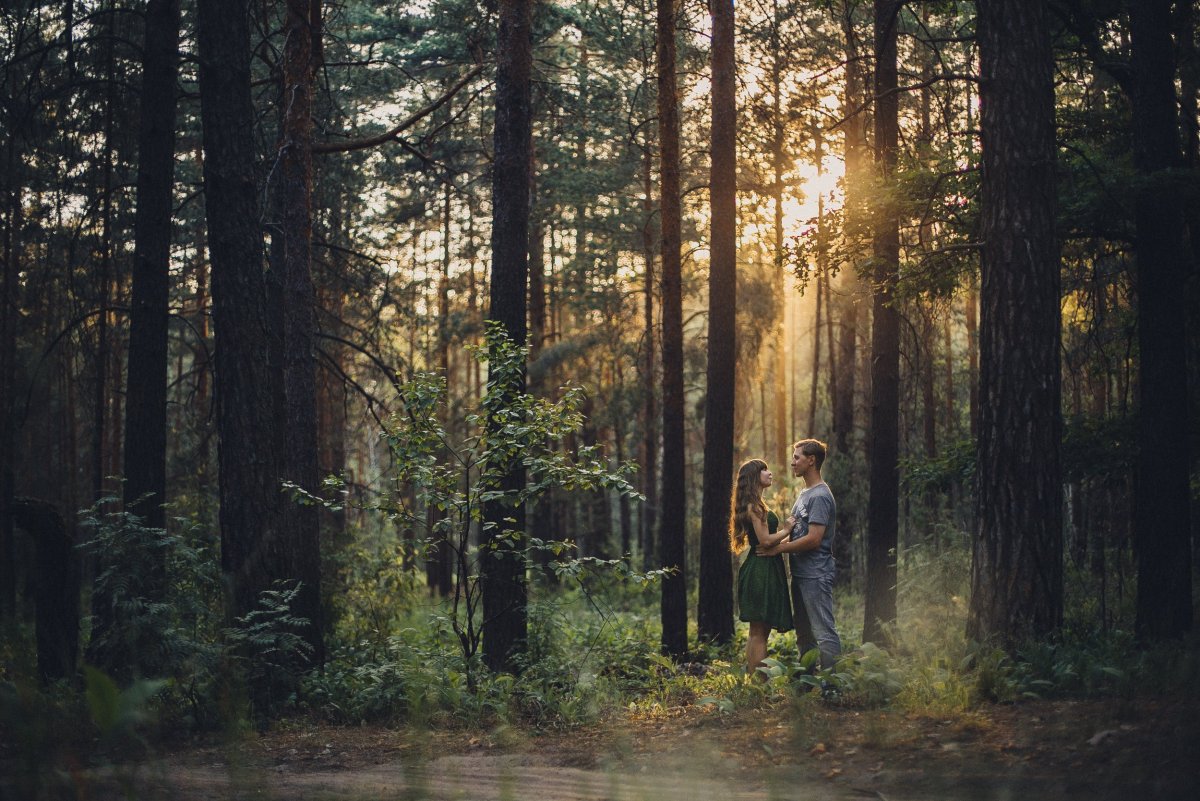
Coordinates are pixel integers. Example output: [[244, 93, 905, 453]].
[[792, 438, 828, 470]]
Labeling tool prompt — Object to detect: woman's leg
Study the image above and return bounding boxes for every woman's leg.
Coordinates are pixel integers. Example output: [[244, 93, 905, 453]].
[[747, 621, 770, 678]]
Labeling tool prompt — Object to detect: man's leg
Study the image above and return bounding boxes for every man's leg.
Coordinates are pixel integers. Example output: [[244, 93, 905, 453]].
[[790, 575, 817, 659], [797, 575, 841, 670]]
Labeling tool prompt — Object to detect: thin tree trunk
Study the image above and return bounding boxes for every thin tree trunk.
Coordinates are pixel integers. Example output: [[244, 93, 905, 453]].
[[863, 0, 901, 646], [966, 278, 979, 438], [640, 135, 659, 572], [428, 181, 455, 597], [697, 0, 737, 646], [771, 0, 789, 466], [122, 0, 180, 555], [1, 136, 20, 619], [807, 252, 823, 435], [483, 0, 533, 674], [272, 0, 324, 664], [657, 0, 688, 658], [833, 0, 864, 456], [87, 0, 182, 678]]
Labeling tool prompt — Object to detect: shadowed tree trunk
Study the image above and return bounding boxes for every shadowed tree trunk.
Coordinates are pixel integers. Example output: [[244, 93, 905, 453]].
[[270, 0, 324, 665], [482, 0, 533, 674], [697, 0, 737, 646], [197, 0, 295, 704], [967, 0, 1063, 645], [770, 0, 789, 466], [833, 0, 865, 457], [657, 0, 688, 658], [1128, 0, 1193, 642], [640, 138, 659, 572], [863, 0, 901, 646], [96, 0, 180, 675], [12, 498, 78, 684]]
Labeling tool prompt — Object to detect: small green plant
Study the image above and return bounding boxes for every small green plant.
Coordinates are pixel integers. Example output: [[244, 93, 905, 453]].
[[225, 580, 316, 714], [79, 501, 225, 727]]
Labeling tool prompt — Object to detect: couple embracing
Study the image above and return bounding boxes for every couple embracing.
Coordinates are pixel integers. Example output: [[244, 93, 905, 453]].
[[730, 439, 842, 678]]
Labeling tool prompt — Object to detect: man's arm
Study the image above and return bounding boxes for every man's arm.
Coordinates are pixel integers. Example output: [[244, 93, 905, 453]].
[[757, 523, 825, 556]]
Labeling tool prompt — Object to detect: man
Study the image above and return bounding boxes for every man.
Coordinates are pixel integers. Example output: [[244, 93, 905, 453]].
[[758, 438, 841, 669]]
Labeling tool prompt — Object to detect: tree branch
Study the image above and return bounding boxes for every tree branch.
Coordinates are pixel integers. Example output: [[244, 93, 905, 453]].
[[313, 64, 485, 154]]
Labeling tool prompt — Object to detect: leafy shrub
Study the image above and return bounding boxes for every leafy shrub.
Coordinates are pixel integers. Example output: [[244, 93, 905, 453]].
[[79, 502, 225, 727]]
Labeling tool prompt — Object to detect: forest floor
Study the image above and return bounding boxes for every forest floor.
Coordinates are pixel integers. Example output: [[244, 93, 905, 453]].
[[75, 691, 1200, 801]]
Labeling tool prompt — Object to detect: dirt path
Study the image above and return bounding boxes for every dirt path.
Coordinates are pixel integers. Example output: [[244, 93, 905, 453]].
[[20, 694, 1200, 801]]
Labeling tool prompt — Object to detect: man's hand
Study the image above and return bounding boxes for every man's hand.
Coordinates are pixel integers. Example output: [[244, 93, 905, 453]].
[[757, 543, 779, 557]]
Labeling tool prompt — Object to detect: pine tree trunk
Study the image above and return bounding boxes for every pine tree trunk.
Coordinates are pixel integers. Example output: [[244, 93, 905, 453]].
[[273, 0, 324, 664], [696, 0, 737, 646], [640, 137, 659, 572], [1129, 0, 1193, 642], [122, 0, 180, 567], [967, 0, 1063, 645], [483, 0, 533, 674], [196, 0, 295, 698], [1, 136, 20, 619], [863, 0, 901, 646], [771, 0, 789, 466], [833, 0, 863, 456], [657, 0, 688, 658]]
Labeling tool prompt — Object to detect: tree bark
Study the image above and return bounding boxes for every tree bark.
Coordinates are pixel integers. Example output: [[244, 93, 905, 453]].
[[482, 0, 533, 674], [967, 0, 1063, 645], [863, 0, 901, 646], [121, 0, 180, 577], [640, 132, 659, 572], [271, 0, 324, 664], [1129, 0, 1193, 642], [833, 0, 865, 456], [12, 498, 78, 684], [86, 0, 182, 678], [657, 0, 688, 658], [197, 0, 295, 695], [771, 0, 790, 466], [697, 0, 737, 646]]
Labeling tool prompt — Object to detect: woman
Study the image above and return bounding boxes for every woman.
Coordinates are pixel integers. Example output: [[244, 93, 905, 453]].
[[731, 458, 793, 678]]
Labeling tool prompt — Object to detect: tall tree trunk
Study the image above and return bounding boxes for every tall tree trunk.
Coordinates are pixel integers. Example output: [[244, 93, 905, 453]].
[[967, 0, 1063, 645], [1129, 0, 1193, 642], [863, 0, 901, 646], [93, 14, 117, 506], [121, 0, 180, 564], [89, 0, 181, 677], [833, 0, 865, 456], [697, 0, 737, 646], [640, 137, 659, 572], [483, 0, 533, 674], [197, 0, 296, 705], [657, 0, 688, 658], [771, 0, 789, 466], [807, 247, 823, 435], [1, 134, 20, 619], [271, 0, 324, 664], [428, 182, 455, 597]]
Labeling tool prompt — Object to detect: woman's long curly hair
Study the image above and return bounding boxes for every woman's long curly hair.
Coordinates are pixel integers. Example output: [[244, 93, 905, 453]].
[[729, 459, 768, 552]]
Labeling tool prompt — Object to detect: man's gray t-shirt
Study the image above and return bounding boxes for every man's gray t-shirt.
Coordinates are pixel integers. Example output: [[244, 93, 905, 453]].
[[788, 482, 837, 580]]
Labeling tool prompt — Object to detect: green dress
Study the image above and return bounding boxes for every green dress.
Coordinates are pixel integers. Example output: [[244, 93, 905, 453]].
[[737, 510, 794, 632]]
